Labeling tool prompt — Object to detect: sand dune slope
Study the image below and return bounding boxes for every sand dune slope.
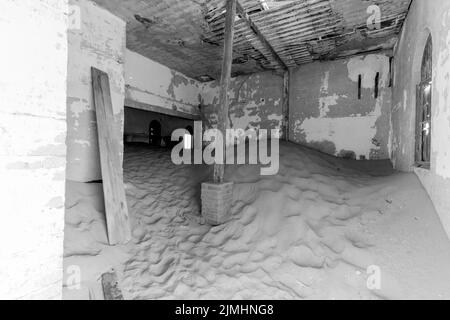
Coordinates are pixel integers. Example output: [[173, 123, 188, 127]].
[[63, 142, 450, 300]]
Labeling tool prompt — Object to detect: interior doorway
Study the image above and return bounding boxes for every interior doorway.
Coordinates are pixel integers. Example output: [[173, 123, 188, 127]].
[[149, 120, 162, 146]]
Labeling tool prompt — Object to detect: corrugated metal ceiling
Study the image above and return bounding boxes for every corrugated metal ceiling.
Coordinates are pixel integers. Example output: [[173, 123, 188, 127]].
[[92, 0, 412, 81]]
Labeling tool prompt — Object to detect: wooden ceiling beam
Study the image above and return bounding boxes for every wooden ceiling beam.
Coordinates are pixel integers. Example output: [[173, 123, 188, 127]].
[[236, 0, 288, 70]]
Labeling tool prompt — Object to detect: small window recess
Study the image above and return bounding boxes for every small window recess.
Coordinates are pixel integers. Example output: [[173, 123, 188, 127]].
[[374, 72, 380, 99], [389, 57, 394, 88], [358, 75, 362, 99]]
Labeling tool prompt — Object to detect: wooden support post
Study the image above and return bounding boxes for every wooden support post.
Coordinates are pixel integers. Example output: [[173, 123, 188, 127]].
[[282, 70, 290, 141], [92, 67, 131, 245], [213, 0, 237, 184]]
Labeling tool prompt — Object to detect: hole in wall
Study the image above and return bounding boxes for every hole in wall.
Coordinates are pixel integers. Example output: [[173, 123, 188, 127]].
[[358, 74, 362, 99], [197, 75, 215, 82], [389, 57, 394, 87], [375, 72, 380, 99], [134, 15, 157, 28]]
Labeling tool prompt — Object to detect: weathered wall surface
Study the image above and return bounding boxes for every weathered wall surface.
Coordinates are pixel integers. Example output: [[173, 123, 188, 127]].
[[124, 107, 194, 138], [200, 71, 284, 134], [0, 0, 68, 299], [124, 53, 284, 137], [125, 50, 202, 116], [67, 0, 126, 182], [391, 0, 450, 237], [290, 53, 392, 160]]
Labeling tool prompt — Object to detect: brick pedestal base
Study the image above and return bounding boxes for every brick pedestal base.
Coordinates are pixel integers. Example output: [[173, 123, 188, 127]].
[[201, 182, 234, 225]]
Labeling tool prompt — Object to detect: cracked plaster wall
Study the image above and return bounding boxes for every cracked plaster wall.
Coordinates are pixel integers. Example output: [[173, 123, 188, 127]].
[[125, 49, 203, 117], [289, 53, 392, 160], [199, 71, 284, 135], [67, 0, 126, 182], [124, 54, 285, 138]]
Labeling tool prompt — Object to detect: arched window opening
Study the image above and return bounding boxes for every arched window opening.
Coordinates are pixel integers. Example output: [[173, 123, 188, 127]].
[[415, 35, 432, 169]]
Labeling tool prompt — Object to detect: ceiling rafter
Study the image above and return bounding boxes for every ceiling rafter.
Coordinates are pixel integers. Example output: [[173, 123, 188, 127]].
[[91, 0, 412, 81], [236, 0, 288, 70]]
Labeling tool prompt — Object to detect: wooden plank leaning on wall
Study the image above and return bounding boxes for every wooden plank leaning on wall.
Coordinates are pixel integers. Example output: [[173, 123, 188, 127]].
[[92, 67, 131, 245]]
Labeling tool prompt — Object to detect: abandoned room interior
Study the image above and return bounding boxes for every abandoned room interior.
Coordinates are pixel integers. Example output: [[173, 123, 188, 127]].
[[1, 0, 450, 300]]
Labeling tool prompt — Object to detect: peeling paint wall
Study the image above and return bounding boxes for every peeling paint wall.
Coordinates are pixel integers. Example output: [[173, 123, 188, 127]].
[[0, 0, 68, 299], [124, 54, 284, 137], [391, 0, 450, 238], [67, 0, 126, 182], [199, 71, 284, 134], [289, 53, 392, 160], [125, 50, 202, 116]]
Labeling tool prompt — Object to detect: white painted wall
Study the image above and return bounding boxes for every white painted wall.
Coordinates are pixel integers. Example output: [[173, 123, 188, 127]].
[[0, 0, 68, 299], [125, 50, 202, 116], [391, 0, 450, 238], [67, 0, 126, 182]]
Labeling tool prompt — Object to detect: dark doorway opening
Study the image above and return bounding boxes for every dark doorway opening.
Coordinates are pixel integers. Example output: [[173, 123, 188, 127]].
[[124, 106, 197, 148], [149, 120, 162, 146]]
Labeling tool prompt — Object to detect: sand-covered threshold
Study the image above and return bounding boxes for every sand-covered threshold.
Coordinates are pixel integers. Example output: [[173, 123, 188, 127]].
[[63, 142, 450, 300]]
